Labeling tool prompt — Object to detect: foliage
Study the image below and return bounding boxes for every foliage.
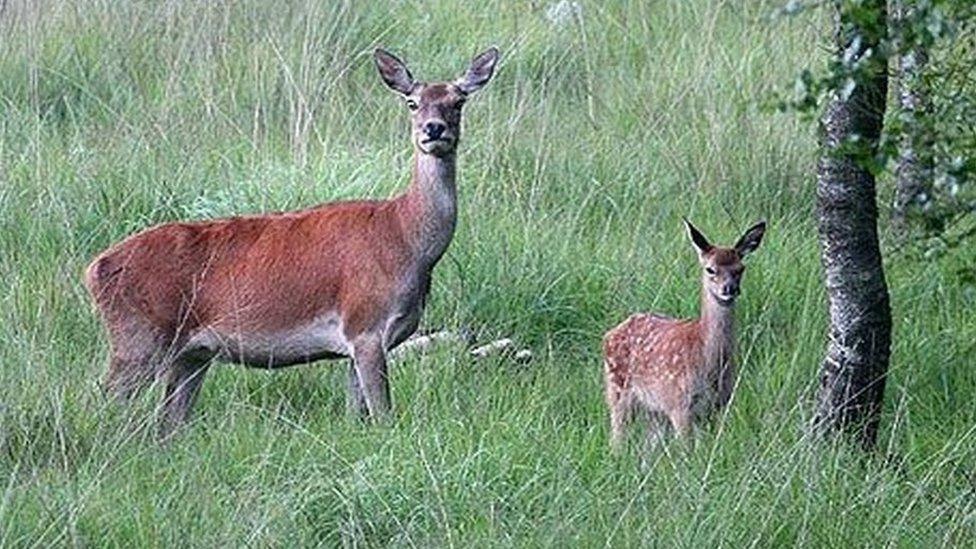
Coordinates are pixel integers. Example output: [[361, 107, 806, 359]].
[[777, 0, 976, 238]]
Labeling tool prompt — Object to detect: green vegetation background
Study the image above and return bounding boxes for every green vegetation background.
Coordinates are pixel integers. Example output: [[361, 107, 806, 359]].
[[0, 1, 973, 545]]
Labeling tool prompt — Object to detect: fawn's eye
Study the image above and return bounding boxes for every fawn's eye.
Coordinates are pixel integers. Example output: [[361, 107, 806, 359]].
[[406, 99, 419, 111], [705, 267, 716, 276]]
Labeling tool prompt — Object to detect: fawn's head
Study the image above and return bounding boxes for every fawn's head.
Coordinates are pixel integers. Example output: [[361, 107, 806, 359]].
[[374, 47, 499, 157], [684, 218, 767, 307]]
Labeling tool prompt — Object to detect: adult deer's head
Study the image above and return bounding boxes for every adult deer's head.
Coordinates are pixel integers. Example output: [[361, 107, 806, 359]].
[[374, 47, 499, 157]]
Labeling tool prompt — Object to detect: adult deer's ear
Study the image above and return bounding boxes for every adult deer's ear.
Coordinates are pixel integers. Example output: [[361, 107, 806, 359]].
[[683, 217, 713, 256], [374, 48, 416, 96], [735, 220, 767, 257], [456, 47, 499, 95]]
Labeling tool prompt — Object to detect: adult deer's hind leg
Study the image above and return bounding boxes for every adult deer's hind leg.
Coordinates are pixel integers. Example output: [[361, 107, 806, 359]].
[[101, 317, 165, 401], [158, 352, 212, 441]]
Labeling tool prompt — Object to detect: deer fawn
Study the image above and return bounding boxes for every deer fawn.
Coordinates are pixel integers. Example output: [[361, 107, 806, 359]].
[[85, 47, 499, 438], [603, 218, 766, 451]]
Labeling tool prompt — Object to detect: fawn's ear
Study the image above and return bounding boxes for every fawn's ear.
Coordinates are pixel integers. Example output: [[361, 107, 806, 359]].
[[374, 48, 416, 96], [683, 217, 713, 256], [735, 220, 767, 257], [456, 47, 499, 95]]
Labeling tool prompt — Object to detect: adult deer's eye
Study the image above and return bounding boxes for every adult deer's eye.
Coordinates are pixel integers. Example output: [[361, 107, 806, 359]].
[[406, 99, 419, 111], [705, 267, 716, 276]]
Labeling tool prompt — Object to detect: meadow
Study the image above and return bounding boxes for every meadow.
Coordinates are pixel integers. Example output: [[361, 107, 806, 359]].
[[1, 0, 974, 545]]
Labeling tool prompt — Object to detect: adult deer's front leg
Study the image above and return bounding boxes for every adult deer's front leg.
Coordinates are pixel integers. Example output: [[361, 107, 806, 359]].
[[351, 334, 391, 421], [347, 361, 368, 419]]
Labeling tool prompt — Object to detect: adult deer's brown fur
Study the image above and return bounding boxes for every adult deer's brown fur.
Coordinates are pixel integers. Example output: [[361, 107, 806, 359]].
[[85, 47, 499, 438], [603, 219, 766, 452]]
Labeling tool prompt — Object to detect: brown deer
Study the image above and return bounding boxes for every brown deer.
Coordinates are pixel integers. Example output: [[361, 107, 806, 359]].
[[84, 47, 499, 437], [603, 218, 766, 451]]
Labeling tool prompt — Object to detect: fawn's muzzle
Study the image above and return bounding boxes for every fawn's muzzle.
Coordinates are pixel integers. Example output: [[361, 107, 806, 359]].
[[723, 283, 740, 297]]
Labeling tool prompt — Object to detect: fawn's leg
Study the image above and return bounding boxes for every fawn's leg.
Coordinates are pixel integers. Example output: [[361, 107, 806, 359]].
[[667, 407, 694, 449], [644, 413, 671, 452], [605, 359, 631, 453], [608, 395, 632, 453], [637, 412, 673, 467]]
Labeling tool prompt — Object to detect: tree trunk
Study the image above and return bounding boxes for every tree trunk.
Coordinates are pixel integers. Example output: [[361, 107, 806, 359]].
[[892, 0, 932, 231], [813, 0, 892, 450]]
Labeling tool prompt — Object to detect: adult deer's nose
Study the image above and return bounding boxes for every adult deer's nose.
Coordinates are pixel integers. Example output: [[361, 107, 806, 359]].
[[424, 121, 446, 140], [723, 282, 740, 297]]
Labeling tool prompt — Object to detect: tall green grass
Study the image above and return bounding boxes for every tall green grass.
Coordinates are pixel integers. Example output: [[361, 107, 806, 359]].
[[0, 0, 973, 545]]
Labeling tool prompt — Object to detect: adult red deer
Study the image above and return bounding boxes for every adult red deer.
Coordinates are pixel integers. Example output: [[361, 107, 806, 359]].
[[603, 219, 766, 452], [85, 47, 499, 437]]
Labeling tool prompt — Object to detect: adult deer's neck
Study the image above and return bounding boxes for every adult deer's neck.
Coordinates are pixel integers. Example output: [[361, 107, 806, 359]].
[[397, 150, 458, 266], [700, 287, 735, 373]]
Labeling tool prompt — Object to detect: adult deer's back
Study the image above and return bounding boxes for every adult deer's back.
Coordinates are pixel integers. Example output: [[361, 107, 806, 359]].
[[86, 47, 499, 438]]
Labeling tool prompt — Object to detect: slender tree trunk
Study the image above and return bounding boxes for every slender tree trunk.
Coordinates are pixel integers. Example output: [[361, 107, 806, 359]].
[[813, 0, 892, 450], [892, 0, 932, 231]]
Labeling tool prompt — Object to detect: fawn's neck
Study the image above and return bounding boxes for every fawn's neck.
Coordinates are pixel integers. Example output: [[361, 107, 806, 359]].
[[397, 151, 458, 266], [700, 287, 735, 374]]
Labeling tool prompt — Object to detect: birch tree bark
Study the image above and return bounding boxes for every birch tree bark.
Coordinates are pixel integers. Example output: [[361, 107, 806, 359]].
[[813, 0, 892, 450]]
